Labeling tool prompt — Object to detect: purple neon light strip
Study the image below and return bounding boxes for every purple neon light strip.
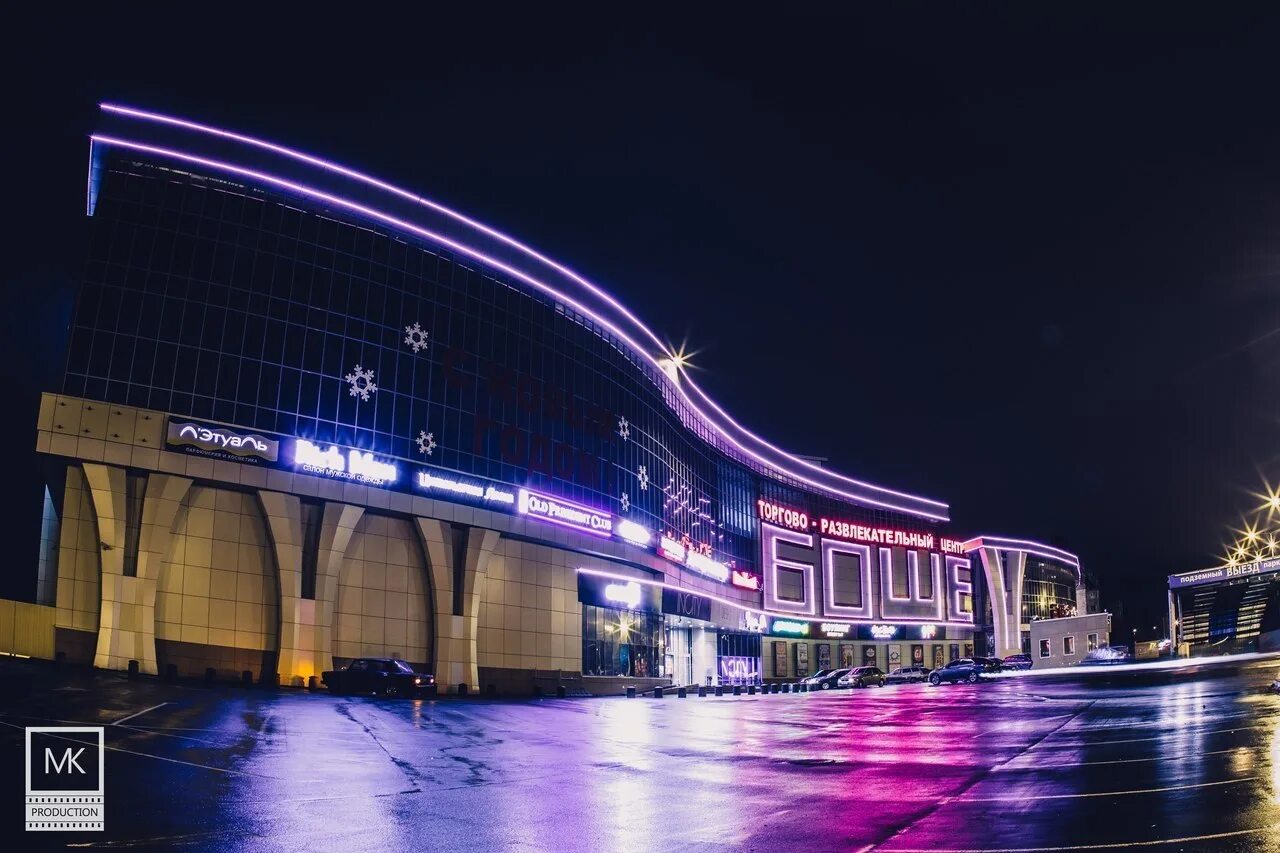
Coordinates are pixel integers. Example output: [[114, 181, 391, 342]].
[[762, 523, 816, 616], [576, 567, 975, 628], [946, 555, 975, 623], [963, 535, 1079, 567], [95, 106, 951, 520], [821, 539, 873, 619], [932, 553, 945, 621]]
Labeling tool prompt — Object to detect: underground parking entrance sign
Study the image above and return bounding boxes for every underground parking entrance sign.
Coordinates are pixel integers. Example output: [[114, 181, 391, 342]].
[[25, 727, 104, 831]]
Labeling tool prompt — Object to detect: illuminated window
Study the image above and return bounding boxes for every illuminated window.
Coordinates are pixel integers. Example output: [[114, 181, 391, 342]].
[[776, 567, 806, 602], [1087, 632, 1099, 651], [1063, 636, 1076, 656], [1039, 639, 1051, 658]]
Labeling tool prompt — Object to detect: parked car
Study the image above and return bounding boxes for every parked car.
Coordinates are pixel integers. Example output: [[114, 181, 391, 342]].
[[1002, 653, 1033, 671], [838, 666, 886, 688], [322, 657, 436, 697], [929, 658, 985, 685], [973, 656, 1004, 673], [885, 665, 930, 684], [811, 668, 852, 689], [799, 669, 831, 687]]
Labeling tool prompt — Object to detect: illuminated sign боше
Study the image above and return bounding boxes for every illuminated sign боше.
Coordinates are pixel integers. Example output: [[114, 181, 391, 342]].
[[772, 619, 810, 636], [293, 439, 397, 485], [167, 419, 278, 462], [870, 624, 898, 640], [518, 489, 613, 538], [415, 470, 514, 505], [756, 498, 811, 532]]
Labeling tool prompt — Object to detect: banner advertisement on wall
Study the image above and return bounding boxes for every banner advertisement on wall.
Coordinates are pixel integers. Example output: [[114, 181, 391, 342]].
[[773, 641, 788, 678], [911, 644, 924, 665], [888, 644, 902, 666], [795, 643, 810, 677], [933, 645, 945, 669], [817, 643, 832, 671], [841, 644, 856, 667], [862, 645, 877, 665], [950, 643, 961, 662]]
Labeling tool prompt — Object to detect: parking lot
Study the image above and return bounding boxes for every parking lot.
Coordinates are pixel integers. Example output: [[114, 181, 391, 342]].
[[2, 656, 1280, 851]]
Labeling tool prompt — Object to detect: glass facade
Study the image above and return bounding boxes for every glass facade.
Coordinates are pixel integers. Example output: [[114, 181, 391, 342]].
[[1022, 559, 1079, 622], [581, 605, 663, 677]]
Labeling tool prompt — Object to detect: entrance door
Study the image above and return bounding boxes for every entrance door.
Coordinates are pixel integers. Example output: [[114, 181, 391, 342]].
[[667, 626, 692, 685]]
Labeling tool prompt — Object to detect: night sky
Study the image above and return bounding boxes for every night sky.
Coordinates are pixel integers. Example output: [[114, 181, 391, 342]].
[[6, 8, 1280, 632]]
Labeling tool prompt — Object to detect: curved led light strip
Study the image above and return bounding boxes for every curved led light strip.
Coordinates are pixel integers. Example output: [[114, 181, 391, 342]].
[[576, 567, 975, 628], [962, 535, 1080, 571], [94, 104, 950, 521]]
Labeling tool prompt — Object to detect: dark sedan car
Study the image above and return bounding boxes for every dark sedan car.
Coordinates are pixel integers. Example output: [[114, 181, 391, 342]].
[[973, 656, 1004, 673], [1002, 653, 1033, 671], [929, 658, 985, 685], [838, 666, 886, 688], [811, 668, 853, 689], [322, 657, 435, 697]]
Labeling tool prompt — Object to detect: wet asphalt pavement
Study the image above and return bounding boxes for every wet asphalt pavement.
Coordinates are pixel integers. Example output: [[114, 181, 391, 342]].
[[2, 657, 1280, 852]]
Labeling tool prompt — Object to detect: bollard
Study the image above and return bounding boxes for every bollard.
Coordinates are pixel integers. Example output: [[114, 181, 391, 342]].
[[653, 687, 664, 698], [748, 684, 756, 695], [205, 667, 216, 684], [307, 675, 318, 691], [488, 683, 498, 697], [164, 663, 178, 682], [127, 660, 139, 679], [771, 683, 779, 694], [698, 686, 707, 697], [677, 687, 687, 698], [557, 685, 567, 698], [798, 683, 807, 693], [626, 686, 636, 698], [458, 683, 469, 697], [714, 685, 724, 696], [782, 683, 791, 693], [732, 685, 741, 696]]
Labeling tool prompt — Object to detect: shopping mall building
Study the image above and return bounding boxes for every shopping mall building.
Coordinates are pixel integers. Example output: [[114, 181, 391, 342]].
[[13, 105, 1095, 694]]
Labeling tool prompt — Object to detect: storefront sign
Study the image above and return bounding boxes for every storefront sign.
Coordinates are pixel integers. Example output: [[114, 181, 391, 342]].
[[519, 488, 613, 537], [744, 612, 767, 633], [658, 535, 686, 562], [615, 519, 652, 546], [820, 622, 852, 638], [869, 624, 898, 640], [941, 538, 966, 554], [920, 624, 937, 640], [731, 570, 761, 590], [756, 499, 811, 532], [167, 419, 278, 462], [662, 588, 713, 622], [1169, 557, 1280, 589], [819, 518, 936, 550], [415, 470, 514, 505], [294, 439, 398, 485], [577, 573, 660, 613], [685, 549, 730, 583], [719, 656, 759, 683], [771, 619, 810, 636]]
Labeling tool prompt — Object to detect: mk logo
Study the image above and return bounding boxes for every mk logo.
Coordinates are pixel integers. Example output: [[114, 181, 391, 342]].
[[44, 747, 86, 775]]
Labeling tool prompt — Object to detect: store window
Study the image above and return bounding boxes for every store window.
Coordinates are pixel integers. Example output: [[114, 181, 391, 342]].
[[581, 605, 663, 677], [776, 567, 805, 602], [1087, 632, 1099, 651], [1063, 636, 1076, 656], [830, 552, 863, 607], [1039, 639, 1051, 658]]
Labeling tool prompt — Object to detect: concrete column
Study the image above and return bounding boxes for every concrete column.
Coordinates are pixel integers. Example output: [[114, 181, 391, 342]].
[[977, 546, 1026, 658], [260, 492, 363, 684], [414, 519, 500, 693], [82, 463, 137, 672]]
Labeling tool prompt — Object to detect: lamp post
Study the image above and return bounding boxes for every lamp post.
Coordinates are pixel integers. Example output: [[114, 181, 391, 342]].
[[1131, 627, 1137, 659]]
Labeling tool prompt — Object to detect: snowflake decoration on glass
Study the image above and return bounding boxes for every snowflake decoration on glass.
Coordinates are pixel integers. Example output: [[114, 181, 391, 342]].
[[344, 365, 377, 401], [619, 492, 630, 512], [617, 417, 630, 441], [404, 322, 429, 354], [636, 464, 649, 491], [416, 430, 437, 456]]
